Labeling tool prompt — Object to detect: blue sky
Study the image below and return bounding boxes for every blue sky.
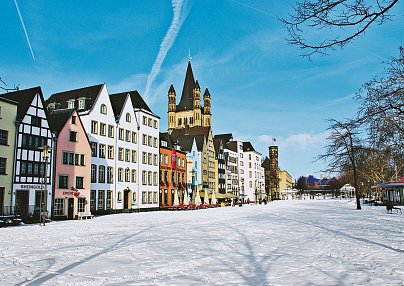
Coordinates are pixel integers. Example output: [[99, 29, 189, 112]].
[[1, 0, 403, 180]]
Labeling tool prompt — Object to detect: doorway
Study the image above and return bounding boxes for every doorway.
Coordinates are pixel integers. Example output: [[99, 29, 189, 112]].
[[68, 198, 74, 219], [16, 190, 29, 220], [124, 189, 130, 209]]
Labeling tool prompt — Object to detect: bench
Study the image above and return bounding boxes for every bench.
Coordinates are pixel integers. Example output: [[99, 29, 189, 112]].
[[78, 212, 94, 220], [386, 203, 402, 214]]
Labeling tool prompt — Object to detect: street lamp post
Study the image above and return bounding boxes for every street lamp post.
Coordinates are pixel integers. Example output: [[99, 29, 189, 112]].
[[39, 145, 50, 226]]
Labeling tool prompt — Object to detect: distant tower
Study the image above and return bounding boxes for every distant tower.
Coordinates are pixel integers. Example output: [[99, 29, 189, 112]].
[[269, 146, 280, 200], [193, 80, 201, 127], [168, 84, 176, 131], [203, 88, 211, 127]]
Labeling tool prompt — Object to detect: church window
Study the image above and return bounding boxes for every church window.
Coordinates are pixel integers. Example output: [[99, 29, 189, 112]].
[[178, 118, 182, 126], [184, 117, 188, 125], [190, 117, 194, 125]]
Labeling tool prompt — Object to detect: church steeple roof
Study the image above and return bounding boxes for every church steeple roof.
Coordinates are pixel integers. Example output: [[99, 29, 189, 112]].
[[203, 88, 210, 97], [177, 60, 196, 111], [168, 84, 176, 94], [194, 80, 200, 90]]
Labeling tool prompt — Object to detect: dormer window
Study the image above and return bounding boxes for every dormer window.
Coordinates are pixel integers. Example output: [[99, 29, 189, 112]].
[[47, 102, 57, 111], [100, 104, 107, 115], [161, 141, 167, 147], [78, 98, 85, 110], [67, 100, 75, 109], [126, 113, 131, 123]]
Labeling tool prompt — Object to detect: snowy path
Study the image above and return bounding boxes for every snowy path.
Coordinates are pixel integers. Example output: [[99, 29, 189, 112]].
[[1, 199, 403, 285]]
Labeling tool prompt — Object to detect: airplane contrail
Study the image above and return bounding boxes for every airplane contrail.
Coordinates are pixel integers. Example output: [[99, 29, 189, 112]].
[[14, 0, 35, 61], [144, 0, 193, 101]]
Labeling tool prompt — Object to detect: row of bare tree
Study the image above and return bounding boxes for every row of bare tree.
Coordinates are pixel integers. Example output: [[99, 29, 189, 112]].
[[283, 0, 403, 209]]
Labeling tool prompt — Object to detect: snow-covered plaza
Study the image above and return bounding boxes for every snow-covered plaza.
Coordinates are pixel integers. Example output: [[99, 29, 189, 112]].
[[1, 199, 403, 286]]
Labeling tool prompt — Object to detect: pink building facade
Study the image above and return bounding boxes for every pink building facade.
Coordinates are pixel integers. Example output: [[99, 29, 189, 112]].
[[50, 109, 91, 219]]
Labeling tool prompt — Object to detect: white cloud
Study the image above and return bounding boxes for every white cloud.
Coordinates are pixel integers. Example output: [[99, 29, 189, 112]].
[[258, 132, 329, 151]]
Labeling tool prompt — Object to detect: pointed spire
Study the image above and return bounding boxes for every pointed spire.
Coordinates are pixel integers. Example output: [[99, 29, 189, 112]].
[[168, 84, 176, 94], [177, 60, 196, 111], [194, 80, 200, 90], [203, 88, 210, 97]]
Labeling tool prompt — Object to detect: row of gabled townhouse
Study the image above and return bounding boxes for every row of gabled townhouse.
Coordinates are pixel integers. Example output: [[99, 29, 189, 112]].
[[0, 83, 159, 221], [213, 134, 265, 203]]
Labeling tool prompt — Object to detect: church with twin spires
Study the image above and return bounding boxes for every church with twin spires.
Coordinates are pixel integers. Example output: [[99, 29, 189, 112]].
[[167, 60, 212, 133]]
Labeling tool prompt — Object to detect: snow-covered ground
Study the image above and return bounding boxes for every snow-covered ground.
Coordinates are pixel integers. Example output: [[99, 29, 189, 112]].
[[1, 199, 403, 286]]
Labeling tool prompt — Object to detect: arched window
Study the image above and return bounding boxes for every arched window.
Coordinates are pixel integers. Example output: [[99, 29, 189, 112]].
[[126, 113, 131, 122], [100, 104, 107, 115]]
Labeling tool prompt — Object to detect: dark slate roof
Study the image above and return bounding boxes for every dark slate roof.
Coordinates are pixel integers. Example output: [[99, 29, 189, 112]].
[[109, 92, 128, 120], [170, 126, 211, 138], [172, 135, 205, 152], [47, 84, 104, 111], [214, 133, 233, 145], [160, 132, 174, 148], [1, 86, 44, 121], [227, 141, 239, 152], [161, 132, 194, 153], [213, 138, 223, 159], [48, 109, 74, 134], [177, 61, 195, 112], [243, 142, 256, 152]]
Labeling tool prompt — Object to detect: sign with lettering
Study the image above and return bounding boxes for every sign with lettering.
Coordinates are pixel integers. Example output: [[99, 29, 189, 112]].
[[18, 184, 46, 190]]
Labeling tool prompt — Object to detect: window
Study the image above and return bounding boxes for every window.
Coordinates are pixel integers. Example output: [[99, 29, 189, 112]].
[[126, 130, 131, 142], [118, 168, 123, 182], [68, 100, 75, 109], [107, 166, 114, 183], [54, 199, 64, 216], [0, 157, 6, 174], [142, 152, 147, 164], [148, 153, 152, 165], [76, 176, 84, 189], [143, 116, 147, 125], [153, 172, 158, 186], [98, 165, 105, 183], [164, 154, 168, 164], [68, 153, 74, 165], [31, 116, 41, 127], [100, 104, 107, 115], [126, 113, 131, 122], [142, 171, 147, 185], [148, 191, 152, 203], [106, 191, 112, 210], [78, 198, 85, 212], [148, 118, 152, 127], [107, 145, 114, 159], [153, 192, 158, 203], [132, 150, 137, 163], [119, 128, 124, 140], [154, 137, 158, 148], [131, 169, 136, 183], [125, 168, 130, 182], [148, 136, 152, 147], [153, 120, 158, 129], [91, 121, 98, 134], [108, 125, 114, 138], [143, 134, 147, 145], [98, 190, 105, 210], [80, 154, 85, 166], [91, 165, 97, 183], [62, 152, 68, 164], [153, 154, 158, 166], [118, 148, 124, 161], [132, 132, 137, 143], [69, 131, 77, 142], [58, 175, 68, 189], [148, 171, 152, 186], [78, 99, 85, 110], [100, 123, 106, 136], [142, 191, 147, 204], [125, 149, 130, 162], [99, 144, 106, 158], [75, 154, 80, 166], [90, 190, 95, 211], [91, 142, 97, 157], [0, 130, 8, 145]]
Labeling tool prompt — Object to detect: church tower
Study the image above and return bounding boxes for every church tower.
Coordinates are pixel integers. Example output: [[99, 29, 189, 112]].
[[202, 88, 211, 127], [168, 84, 176, 130], [193, 80, 201, 127], [167, 59, 212, 133]]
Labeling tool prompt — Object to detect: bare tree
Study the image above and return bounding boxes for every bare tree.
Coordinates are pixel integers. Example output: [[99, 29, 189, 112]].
[[282, 0, 400, 57], [318, 120, 368, 209]]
